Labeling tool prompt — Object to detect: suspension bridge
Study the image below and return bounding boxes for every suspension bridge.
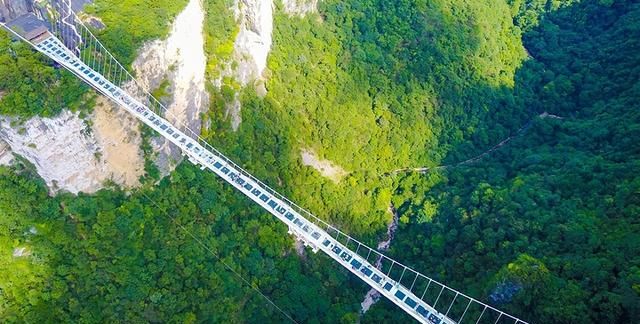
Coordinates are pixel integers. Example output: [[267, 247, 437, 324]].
[[1, 3, 528, 324]]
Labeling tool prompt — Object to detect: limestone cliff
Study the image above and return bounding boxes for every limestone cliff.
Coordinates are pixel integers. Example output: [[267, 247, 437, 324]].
[[0, 0, 36, 22], [218, 0, 273, 131], [0, 109, 142, 194], [132, 0, 209, 176], [218, 0, 319, 131]]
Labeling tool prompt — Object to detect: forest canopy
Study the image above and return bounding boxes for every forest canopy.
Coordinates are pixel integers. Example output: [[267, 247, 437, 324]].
[[1, 0, 639, 323]]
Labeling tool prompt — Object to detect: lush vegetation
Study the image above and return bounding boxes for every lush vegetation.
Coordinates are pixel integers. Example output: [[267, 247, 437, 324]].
[[1, 0, 639, 323], [0, 32, 90, 119], [204, 0, 532, 242], [202, 0, 238, 79], [0, 162, 364, 322], [205, 0, 640, 323]]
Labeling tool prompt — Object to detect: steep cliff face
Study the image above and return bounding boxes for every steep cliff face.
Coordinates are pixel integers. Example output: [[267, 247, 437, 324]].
[[281, 0, 319, 16], [132, 0, 209, 176], [0, 0, 34, 22], [0, 138, 13, 166], [0, 0, 147, 194], [217, 0, 273, 131], [231, 0, 273, 86], [217, 0, 319, 131], [0, 108, 142, 194], [0, 0, 319, 192]]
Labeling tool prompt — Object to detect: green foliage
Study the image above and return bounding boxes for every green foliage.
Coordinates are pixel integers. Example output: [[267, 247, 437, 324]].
[[203, 0, 238, 79], [139, 123, 161, 183], [0, 163, 364, 322], [0, 32, 90, 119], [150, 77, 171, 101], [204, 0, 529, 240]]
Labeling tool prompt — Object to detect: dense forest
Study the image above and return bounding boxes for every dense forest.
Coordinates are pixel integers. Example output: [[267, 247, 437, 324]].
[[1, 0, 639, 323], [0, 32, 90, 119]]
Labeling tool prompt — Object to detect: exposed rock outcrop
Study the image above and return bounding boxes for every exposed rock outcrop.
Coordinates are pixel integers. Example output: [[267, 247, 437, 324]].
[[218, 0, 318, 131], [0, 0, 62, 23], [132, 0, 209, 176], [231, 0, 273, 86], [0, 0, 34, 22], [91, 98, 144, 188], [70, 0, 91, 12], [360, 204, 399, 314], [0, 0, 211, 193], [0, 138, 13, 166], [217, 0, 273, 131]]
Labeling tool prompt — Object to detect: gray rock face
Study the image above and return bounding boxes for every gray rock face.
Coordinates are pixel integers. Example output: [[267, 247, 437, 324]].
[[215, 0, 273, 131], [0, 138, 14, 166], [0, 0, 147, 195], [230, 0, 273, 86], [70, 0, 91, 12], [0, 112, 106, 194], [0, 0, 216, 193], [0, 105, 144, 194], [0, 0, 36, 22]]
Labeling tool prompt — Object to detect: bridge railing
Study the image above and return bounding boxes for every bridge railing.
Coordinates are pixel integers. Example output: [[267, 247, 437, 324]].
[[1, 4, 528, 323]]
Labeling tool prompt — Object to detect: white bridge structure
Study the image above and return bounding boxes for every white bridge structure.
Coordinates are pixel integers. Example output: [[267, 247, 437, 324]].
[[1, 3, 528, 324]]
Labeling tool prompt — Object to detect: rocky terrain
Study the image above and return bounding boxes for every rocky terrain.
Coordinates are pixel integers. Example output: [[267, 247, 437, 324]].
[[300, 148, 347, 183], [0, 109, 142, 194]]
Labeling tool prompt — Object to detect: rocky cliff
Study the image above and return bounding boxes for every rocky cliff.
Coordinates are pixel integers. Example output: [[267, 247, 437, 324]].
[[231, 0, 273, 86], [218, 0, 320, 131], [0, 0, 34, 22], [0, 108, 142, 194], [0, 0, 322, 193], [217, 0, 273, 131], [132, 0, 209, 176], [0, 0, 54, 23]]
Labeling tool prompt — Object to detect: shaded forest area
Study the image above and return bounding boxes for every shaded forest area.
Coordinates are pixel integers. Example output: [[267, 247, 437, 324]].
[[371, 1, 640, 323], [1, 0, 639, 323]]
